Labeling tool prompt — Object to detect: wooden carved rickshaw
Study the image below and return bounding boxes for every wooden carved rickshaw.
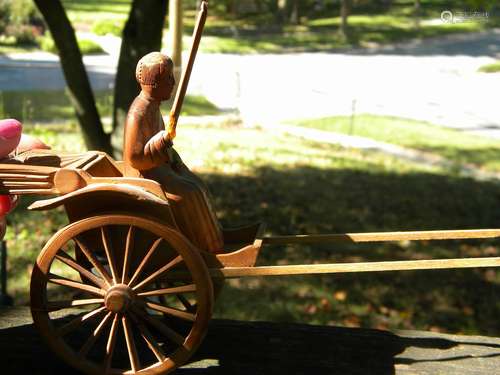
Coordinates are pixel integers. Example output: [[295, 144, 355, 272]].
[[0, 3, 498, 374]]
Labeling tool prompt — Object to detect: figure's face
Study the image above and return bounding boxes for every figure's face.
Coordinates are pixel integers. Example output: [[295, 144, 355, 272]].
[[155, 66, 175, 101]]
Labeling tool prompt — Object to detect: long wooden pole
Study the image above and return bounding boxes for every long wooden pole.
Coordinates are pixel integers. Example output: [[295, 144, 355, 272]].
[[167, 1, 208, 141], [209, 257, 500, 279], [263, 229, 500, 245]]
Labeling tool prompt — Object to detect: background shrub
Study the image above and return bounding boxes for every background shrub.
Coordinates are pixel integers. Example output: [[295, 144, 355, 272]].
[[39, 33, 104, 55], [0, 0, 43, 45]]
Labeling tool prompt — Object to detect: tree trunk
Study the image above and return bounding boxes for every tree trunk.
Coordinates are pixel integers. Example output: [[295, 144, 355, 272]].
[[33, 0, 112, 154], [111, 0, 168, 157], [340, 0, 351, 38]]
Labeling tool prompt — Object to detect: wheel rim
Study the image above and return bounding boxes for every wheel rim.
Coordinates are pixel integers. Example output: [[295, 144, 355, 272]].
[[31, 214, 213, 375]]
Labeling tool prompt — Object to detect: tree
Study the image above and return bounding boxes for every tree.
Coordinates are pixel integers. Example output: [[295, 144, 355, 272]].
[[111, 0, 168, 154], [33, 0, 168, 156]]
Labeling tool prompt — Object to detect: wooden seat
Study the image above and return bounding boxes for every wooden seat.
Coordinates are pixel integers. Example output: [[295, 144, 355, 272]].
[[13, 150, 123, 177]]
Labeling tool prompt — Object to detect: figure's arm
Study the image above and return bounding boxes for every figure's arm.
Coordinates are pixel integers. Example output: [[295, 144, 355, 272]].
[[124, 114, 172, 171]]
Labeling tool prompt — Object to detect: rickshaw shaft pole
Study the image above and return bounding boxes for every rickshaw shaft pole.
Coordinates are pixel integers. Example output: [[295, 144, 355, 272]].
[[207, 257, 500, 279], [262, 229, 500, 245]]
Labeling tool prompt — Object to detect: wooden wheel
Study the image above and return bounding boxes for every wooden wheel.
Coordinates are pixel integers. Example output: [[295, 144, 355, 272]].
[[30, 214, 213, 375]]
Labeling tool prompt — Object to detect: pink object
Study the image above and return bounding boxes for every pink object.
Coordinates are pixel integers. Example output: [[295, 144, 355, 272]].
[[0, 119, 22, 157]]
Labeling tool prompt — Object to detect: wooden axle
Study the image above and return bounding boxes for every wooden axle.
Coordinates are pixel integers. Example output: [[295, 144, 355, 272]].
[[208, 257, 500, 279], [262, 229, 500, 245]]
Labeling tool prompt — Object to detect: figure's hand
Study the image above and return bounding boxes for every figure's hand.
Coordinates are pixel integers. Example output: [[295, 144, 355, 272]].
[[162, 129, 173, 145]]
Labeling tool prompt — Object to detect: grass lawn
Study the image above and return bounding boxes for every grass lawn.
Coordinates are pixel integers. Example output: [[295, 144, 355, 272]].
[[0, 89, 220, 125], [1, 1, 497, 54], [292, 115, 500, 173], [199, 14, 490, 54], [4, 120, 499, 336], [478, 61, 500, 73], [61, 0, 131, 24], [53, 0, 499, 54]]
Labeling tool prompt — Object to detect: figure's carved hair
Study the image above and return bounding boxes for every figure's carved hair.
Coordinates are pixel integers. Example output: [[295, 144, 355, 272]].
[[135, 52, 173, 87]]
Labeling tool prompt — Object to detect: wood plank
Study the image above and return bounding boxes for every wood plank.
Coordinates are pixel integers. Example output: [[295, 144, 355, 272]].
[[211, 257, 500, 278], [263, 229, 500, 245]]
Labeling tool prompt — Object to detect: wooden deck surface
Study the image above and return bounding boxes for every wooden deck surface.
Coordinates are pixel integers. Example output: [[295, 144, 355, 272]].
[[1, 306, 499, 374]]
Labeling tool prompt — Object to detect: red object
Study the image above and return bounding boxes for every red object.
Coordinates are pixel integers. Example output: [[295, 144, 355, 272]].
[[0, 195, 14, 216]]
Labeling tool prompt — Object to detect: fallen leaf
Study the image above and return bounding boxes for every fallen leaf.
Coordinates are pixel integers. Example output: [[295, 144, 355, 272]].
[[333, 290, 347, 301]]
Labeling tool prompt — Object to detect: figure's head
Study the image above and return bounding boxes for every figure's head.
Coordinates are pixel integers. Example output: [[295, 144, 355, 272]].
[[136, 52, 175, 101]]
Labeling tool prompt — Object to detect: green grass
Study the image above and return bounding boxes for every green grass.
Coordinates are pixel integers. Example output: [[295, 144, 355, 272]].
[[195, 13, 494, 54], [0, 90, 220, 124], [0, 90, 114, 123], [177, 95, 220, 116], [54, 0, 498, 54], [0, 2, 496, 55], [91, 18, 124, 36], [478, 61, 500, 73], [38, 34, 105, 55], [292, 115, 500, 173], [0, 34, 38, 54], [61, 0, 131, 23], [4, 121, 499, 336]]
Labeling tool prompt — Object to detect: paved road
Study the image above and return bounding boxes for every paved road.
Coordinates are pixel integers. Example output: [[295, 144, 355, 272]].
[[1, 29, 499, 137]]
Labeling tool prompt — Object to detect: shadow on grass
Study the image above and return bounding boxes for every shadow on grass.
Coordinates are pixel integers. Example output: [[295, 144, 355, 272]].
[[408, 145, 500, 173], [208, 166, 500, 234], [204, 166, 500, 335], [5, 165, 500, 336]]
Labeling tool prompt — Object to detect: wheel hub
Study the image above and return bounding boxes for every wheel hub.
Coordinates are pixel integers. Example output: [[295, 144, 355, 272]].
[[105, 284, 135, 313]]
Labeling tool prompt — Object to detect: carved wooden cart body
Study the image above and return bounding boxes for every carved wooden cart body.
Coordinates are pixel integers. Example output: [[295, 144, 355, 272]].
[[0, 149, 499, 375]]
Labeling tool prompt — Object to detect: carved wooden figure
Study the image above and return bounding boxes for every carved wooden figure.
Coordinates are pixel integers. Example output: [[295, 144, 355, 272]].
[[123, 52, 224, 254], [0, 2, 498, 375]]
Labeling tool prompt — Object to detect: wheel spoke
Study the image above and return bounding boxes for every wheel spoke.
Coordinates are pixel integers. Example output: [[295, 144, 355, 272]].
[[48, 274, 105, 297], [132, 307, 185, 347], [144, 301, 196, 322], [137, 284, 196, 297], [75, 238, 112, 287], [101, 227, 119, 284], [58, 306, 106, 337], [46, 298, 104, 312], [56, 250, 107, 289], [129, 313, 166, 362], [122, 315, 141, 372], [122, 226, 135, 283], [104, 314, 119, 374], [79, 311, 113, 357], [128, 237, 163, 288], [132, 256, 183, 292]]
